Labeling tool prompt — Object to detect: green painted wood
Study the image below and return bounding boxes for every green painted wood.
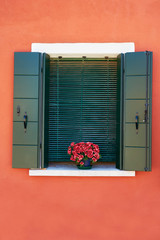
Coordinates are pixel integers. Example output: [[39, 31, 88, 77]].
[[125, 76, 150, 99], [12, 146, 38, 168], [14, 76, 39, 99], [125, 100, 149, 123], [42, 53, 50, 168], [13, 52, 42, 169], [116, 54, 124, 169], [124, 148, 150, 171], [14, 52, 40, 75], [125, 123, 149, 147], [123, 51, 152, 171], [13, 99, 38, 121], [13, 122, 38, 145], [125, 52, 151, 76]]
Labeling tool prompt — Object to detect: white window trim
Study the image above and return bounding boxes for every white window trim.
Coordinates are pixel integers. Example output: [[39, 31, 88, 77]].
[[30, 42, 135, 177], [31, 42, 135, 55]]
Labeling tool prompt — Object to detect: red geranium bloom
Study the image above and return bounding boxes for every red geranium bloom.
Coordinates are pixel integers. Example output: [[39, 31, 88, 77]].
[[70, 142, 75, 147], [68, 142, 100, 165], [67, 147, 72, 155], [92, 157, 97, 162], [87, 149, 94, 158], [80, 161, 84, 166], [94, 152, 100, 160]]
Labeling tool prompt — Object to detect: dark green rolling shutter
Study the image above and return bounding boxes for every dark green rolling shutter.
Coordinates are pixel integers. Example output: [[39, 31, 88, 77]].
[[48, 58, 118, 162], [121, 51, 152, 171], [12, 52, 49, 168]]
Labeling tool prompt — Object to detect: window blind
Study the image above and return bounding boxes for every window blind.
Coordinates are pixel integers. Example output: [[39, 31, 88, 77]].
[[48, 58, 118, 162]]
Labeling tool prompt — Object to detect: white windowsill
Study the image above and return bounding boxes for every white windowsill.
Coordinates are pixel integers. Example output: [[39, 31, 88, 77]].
[[29, 163, 135, 177]]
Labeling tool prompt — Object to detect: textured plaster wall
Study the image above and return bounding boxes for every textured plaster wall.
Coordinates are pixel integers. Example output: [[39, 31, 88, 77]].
[[0, 0, 160, 240]]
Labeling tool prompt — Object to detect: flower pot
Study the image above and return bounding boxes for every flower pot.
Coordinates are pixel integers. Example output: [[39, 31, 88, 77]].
[[77, 159, 92, 169]]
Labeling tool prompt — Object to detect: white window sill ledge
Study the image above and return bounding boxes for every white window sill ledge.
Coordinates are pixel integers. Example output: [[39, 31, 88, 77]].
[[29, 163, 135, 177]]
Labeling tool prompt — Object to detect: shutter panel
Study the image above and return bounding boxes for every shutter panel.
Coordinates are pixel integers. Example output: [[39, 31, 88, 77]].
[[122, 51, 152, 171], [42, 53, 50, 168], [13, 52, 41, 168], [116, 54, 124, 169]]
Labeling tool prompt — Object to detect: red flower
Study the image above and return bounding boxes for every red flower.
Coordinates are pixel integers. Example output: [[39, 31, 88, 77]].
[[79, 155, 84, 161], [94, 152, 100, 160], [70, 156, 76, 161], [87, 142, 93, 147], [92, 157, 97, 162], [70, 142, 75, 147], [67, 147, 72, 155], [93, 144, 100, 153], [74, 153, 79, 160], [74, 145, 81, 154], [80, 161, 84, 166], [72, 150, 76, 155], [68, 142, 100, 165], [86, 149, 94, 158]]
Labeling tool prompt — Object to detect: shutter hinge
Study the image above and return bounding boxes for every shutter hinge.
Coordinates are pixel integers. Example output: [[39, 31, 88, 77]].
[[40, 143, 42, 149], [144, 167, 148, 171], [41, 67, 43, 73]]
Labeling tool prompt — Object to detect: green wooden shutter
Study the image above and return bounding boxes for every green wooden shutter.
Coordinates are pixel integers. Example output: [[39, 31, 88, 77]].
[[42, 53, 50, 168], [116, 54, 124, 169], [13, 52, 43, 168], [120, 51, 152, 171]]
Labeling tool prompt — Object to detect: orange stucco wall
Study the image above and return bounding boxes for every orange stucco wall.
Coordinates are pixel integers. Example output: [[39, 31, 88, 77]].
[[0, 0, 160, 239]]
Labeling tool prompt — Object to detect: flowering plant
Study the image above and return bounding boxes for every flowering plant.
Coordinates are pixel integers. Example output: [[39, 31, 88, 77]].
[[67, 142, 101, 166]]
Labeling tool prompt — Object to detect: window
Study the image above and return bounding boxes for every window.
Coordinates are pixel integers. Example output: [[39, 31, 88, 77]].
[[48, 58, 118, 163], [12, 43, 152, 175]]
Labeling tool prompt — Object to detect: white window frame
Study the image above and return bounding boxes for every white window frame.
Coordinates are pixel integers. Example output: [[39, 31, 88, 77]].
[[29, 42, 135, 177]]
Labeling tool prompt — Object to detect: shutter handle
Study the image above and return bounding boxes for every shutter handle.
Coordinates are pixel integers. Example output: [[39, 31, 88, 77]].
[[135, 112, 139, 135], [17, 105, 20, 116], [143, 109, 148, 123], [24, 112, 28, 133]]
